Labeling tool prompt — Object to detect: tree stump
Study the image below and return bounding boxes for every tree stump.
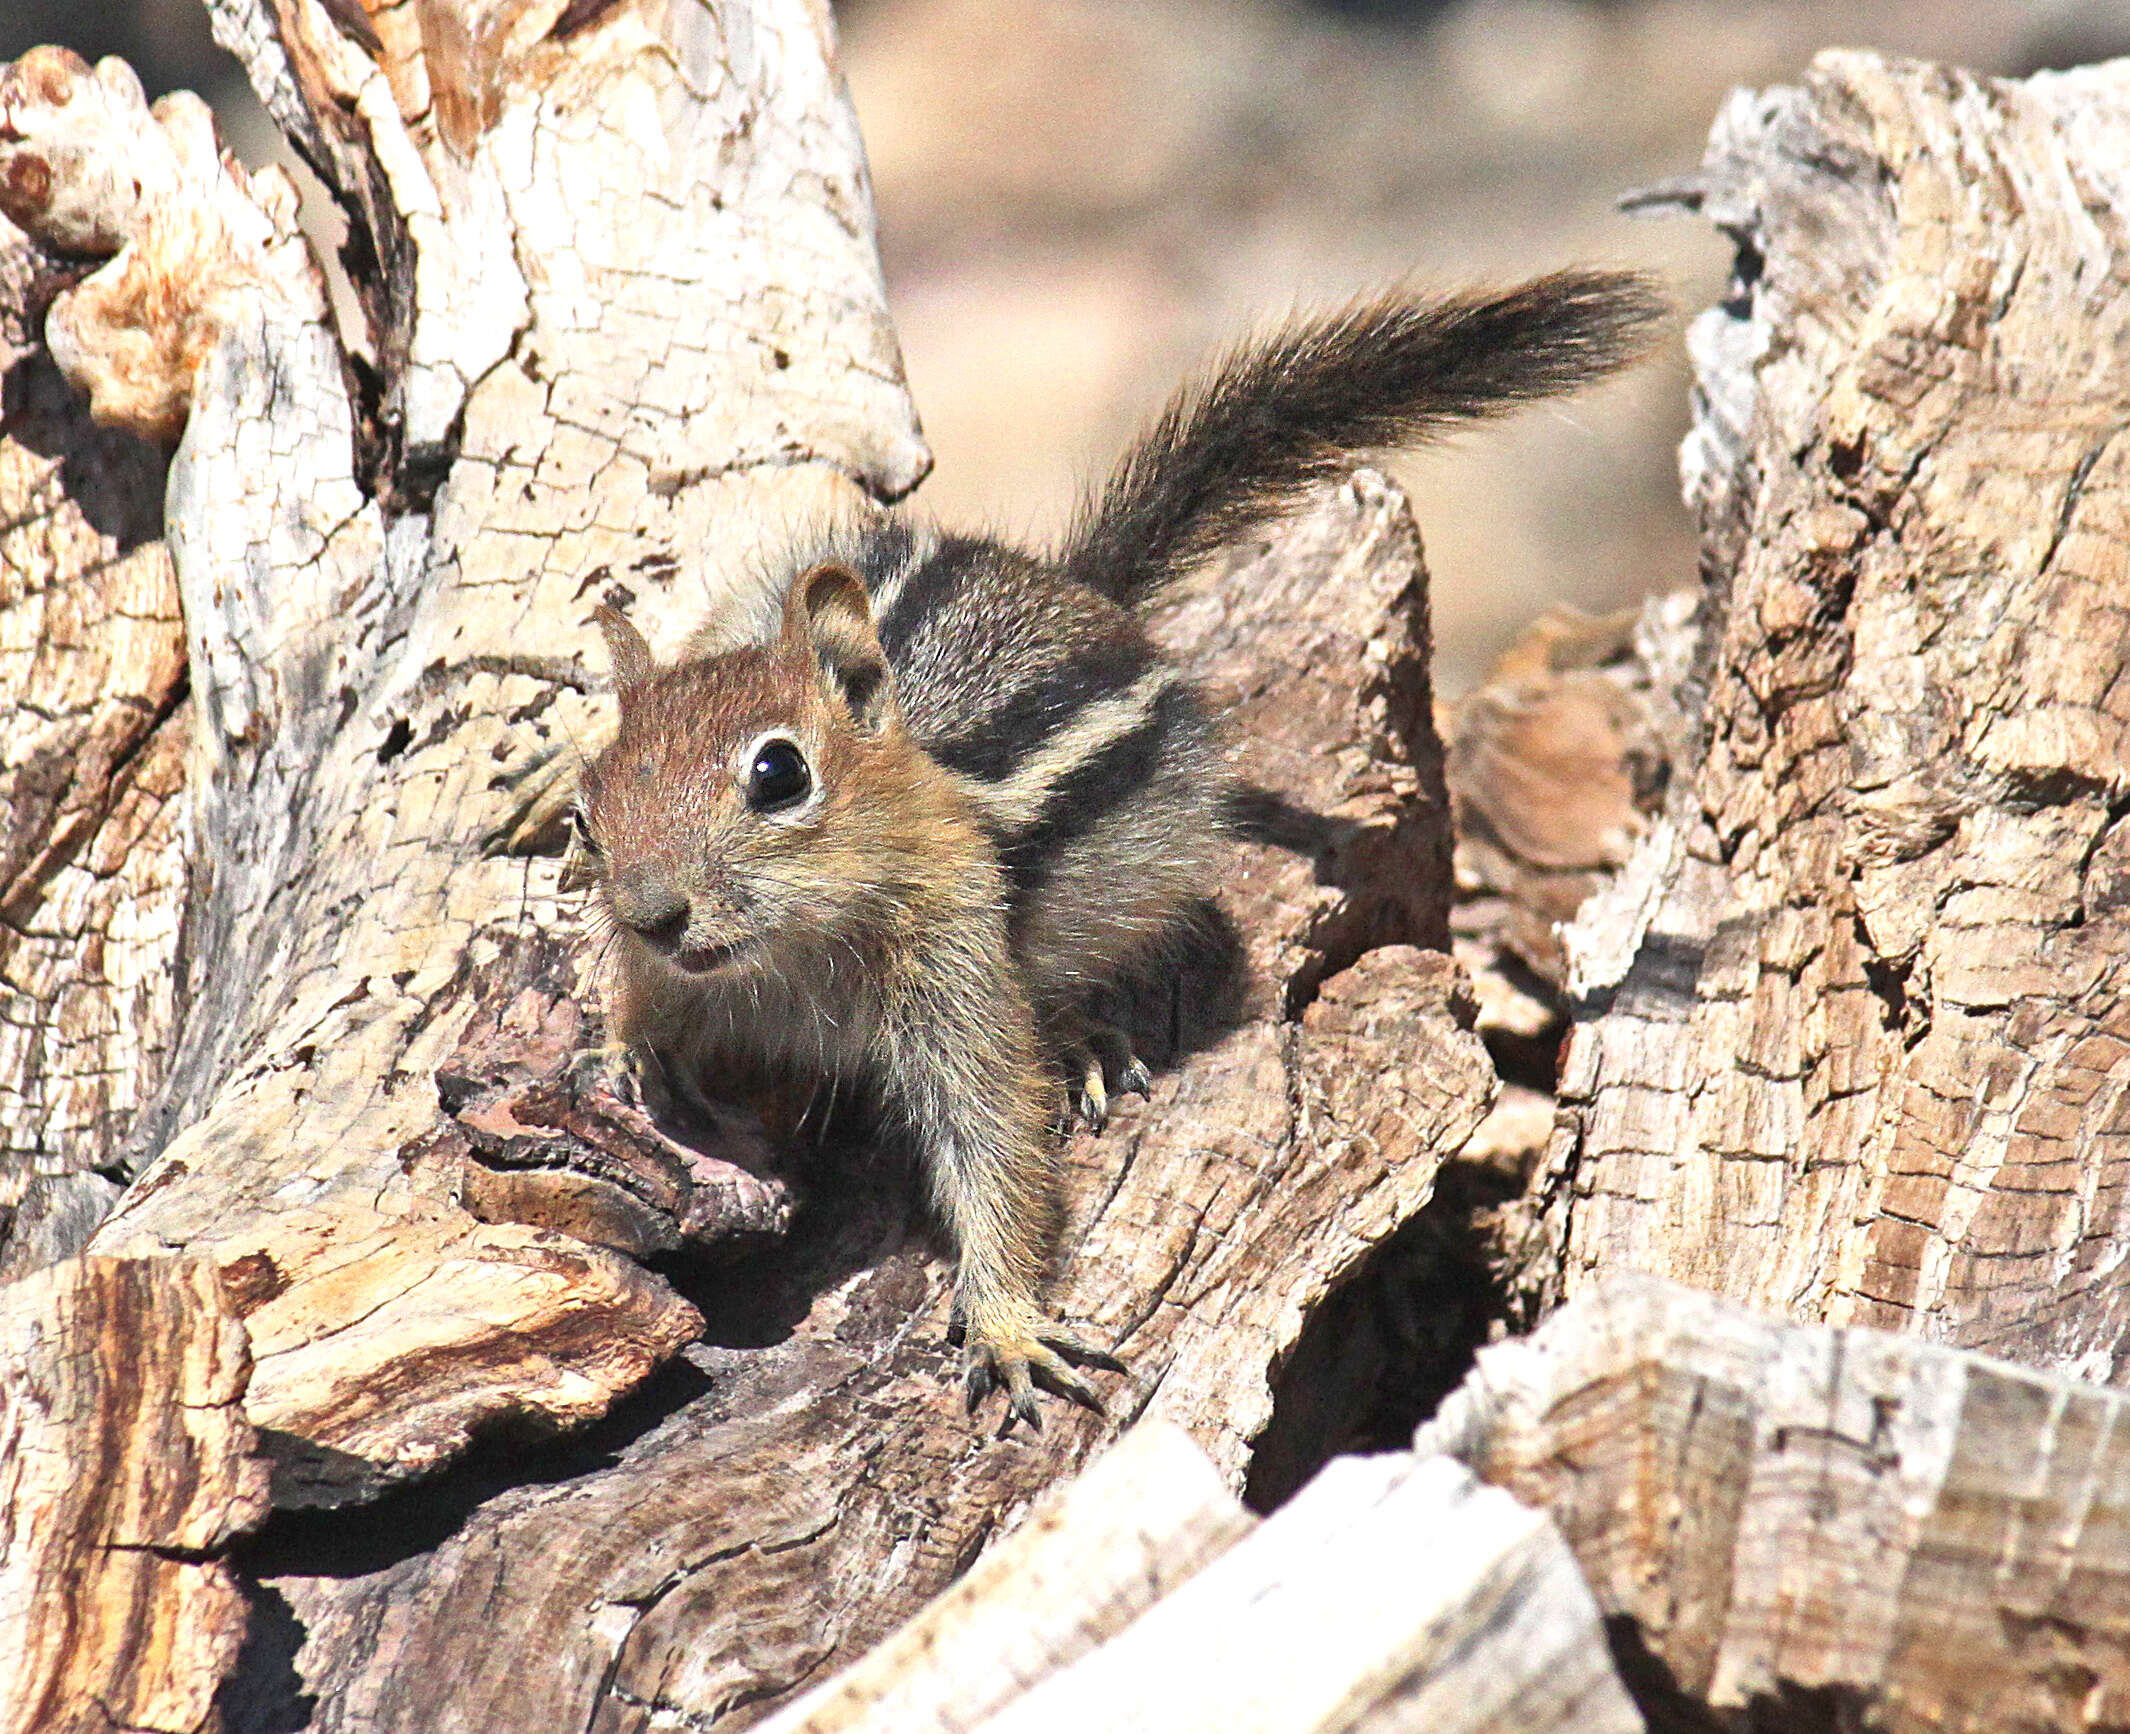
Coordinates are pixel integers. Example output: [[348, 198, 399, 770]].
[[1545, 51, 2130, 1375]]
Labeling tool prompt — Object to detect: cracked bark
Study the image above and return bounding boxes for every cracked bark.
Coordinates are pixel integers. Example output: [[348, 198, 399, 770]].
[[1397, 48, 2130, 1734], [0, 210, 187, 1273], [1532, 51, 2130, 1382]]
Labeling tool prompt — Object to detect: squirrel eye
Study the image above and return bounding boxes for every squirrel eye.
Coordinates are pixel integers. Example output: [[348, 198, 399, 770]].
[[745, 738, 812, 814], [569, 803, 603, 856]]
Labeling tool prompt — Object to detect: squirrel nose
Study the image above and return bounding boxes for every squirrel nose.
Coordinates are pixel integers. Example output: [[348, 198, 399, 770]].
[[624, 901, 689, 952], [610, 869, 690, 952]]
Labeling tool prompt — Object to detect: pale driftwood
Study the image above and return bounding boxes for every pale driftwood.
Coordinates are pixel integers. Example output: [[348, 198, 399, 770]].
[[1420, 1273, 2130, 1733], [1539, 52, 2130, 1371], [0, 1255, 267, 1734], [756, 1420, 1254, 1734], [978, 1452, 1639, 1734]]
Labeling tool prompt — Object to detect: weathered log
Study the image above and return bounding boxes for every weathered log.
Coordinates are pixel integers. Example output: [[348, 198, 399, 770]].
[[37, 4, 2130, 1729], [976, 1451, 1640, 1734], [227, 472, 1493, 1733], [1422, 1272, 2130, 1733], [762, 1418, 1638, 1734], [755, 1420, 1254, 1734], [0, 1, 926, 1505], [1541, 52, 2130, 1371], [0, 1255, 267, 1734], [697, 1271, 2130, 1734]]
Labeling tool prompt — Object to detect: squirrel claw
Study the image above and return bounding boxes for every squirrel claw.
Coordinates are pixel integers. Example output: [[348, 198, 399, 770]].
[[1036, 1322, 1127, 1377], [961, 1317, 1121, 1432], [1002, 1375, 1045, 1436], [1070, 1060, 1111, 1133], [1057, 1023, 1151, 1133], [1027, 1351, 1103, 1414]]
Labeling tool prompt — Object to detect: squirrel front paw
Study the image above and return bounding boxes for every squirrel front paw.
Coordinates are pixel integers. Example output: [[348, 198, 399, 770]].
[[1054, 1022, 1154, 1134], [952, 1304, 1125, 1433]]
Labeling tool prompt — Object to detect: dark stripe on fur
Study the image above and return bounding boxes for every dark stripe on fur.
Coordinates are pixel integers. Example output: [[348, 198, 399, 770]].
[[1057, 268, 1668, 608], [848, 517, 922, 603], [873, 534, 989, 662], [925, 633, 1157, 785], [997, 682, 1202, 905]]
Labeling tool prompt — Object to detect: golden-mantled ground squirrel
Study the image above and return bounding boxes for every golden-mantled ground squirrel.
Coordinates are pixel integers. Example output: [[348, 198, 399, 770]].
[[574, 269, 1665, 1428]]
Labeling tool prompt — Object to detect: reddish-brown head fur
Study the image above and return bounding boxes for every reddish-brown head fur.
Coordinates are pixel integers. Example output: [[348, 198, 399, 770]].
[[577, 567, 967, 981]]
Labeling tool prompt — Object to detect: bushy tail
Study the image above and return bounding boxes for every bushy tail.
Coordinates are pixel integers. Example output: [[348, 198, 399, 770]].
[[1056, 268, 1669, 608]]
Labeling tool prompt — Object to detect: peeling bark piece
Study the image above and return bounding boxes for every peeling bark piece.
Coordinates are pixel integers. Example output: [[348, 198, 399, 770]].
[[0, 1254, 269, 1734], [1543, 53, 2130, 1374], [231, 479, 1496, 1732], [0, 45, 325, 440], [230, 1161, 706, 1509], [0, 211, 186, 1257], [1420, 1273, 2130, 1734], [976, 1453, 1639, 1734], [435, 929, 795, 1259], [756, 1421, 1255, 1734]]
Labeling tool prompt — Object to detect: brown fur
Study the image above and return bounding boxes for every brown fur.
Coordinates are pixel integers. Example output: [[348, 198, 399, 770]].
[[580, 576, 1113, 1425]]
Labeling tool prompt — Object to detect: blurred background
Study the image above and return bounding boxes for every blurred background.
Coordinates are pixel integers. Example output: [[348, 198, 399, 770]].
[[8, 0, 2129, 690]]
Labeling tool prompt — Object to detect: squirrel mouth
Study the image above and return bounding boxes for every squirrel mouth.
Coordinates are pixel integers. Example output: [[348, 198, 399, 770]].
[[673, 939, 747, 975]]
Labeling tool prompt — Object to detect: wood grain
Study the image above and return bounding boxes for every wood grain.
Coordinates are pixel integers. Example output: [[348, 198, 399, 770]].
[[0, 1255, 268, 1734], [1544, 54, 2130, 1378], [1424, 1273, 2130, 1733], [0, 194, 185, 1273], [979, 1452, 1640, 1734], [755, 1420, 1255, 1734]]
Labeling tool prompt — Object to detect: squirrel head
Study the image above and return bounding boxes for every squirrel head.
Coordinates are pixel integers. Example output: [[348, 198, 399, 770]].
[[575, 563, 913, 976]]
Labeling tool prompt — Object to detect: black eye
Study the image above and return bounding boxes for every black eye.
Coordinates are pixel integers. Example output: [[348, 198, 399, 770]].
[[745, 738, 812, 813], [569, 803, 603, 856]]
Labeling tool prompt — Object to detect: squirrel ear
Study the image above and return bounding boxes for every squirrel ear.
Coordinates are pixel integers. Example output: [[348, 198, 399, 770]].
[[790, 563, 895, 735], [593, 604, 655, 710]]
